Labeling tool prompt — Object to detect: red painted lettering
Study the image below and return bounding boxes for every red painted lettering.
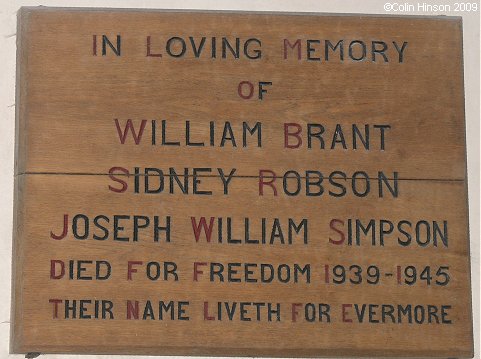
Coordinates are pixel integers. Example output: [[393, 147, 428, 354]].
[[127, 261, 143, 280], [50, 260, 65, 279], [191, 217, 215, 242], [283, 39, 301, 60], [203, 301, 215, 320], [238, 81, 254, 99], [146, 36, 162, 57], [50, 214, 68, 240], [258, 170, 277, 196], [108, 166, 129, 193], [284, 123, 302, 149], [114, 119, 147, 145], [291, 303, 303, 322], [126, 300, 139, 319], [49, 299, 63, 319], [329, 219, 345, 245], [342, 304, 353, 323], [193, 262, 207, 281], [92, 35, 97, 56]]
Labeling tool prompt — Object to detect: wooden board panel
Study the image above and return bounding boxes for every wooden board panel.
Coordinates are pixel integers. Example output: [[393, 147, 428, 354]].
[[16, 8, 466, 179], [12, 175, 474, 356], [11, 7, 473, 358]]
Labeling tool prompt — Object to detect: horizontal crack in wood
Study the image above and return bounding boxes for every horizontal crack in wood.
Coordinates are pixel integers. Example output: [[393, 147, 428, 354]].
[[15, 172, 465, 182]]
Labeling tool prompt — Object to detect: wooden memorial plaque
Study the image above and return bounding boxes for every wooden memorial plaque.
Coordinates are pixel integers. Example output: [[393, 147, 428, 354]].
[[11, 7, 473, 357]]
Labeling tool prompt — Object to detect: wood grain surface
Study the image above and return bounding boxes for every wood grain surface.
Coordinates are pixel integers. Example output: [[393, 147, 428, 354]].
[[11, 7, 473, 357]]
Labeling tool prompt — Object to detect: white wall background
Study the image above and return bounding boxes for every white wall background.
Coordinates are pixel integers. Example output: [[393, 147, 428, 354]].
[[0, 1, 479, 358]]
